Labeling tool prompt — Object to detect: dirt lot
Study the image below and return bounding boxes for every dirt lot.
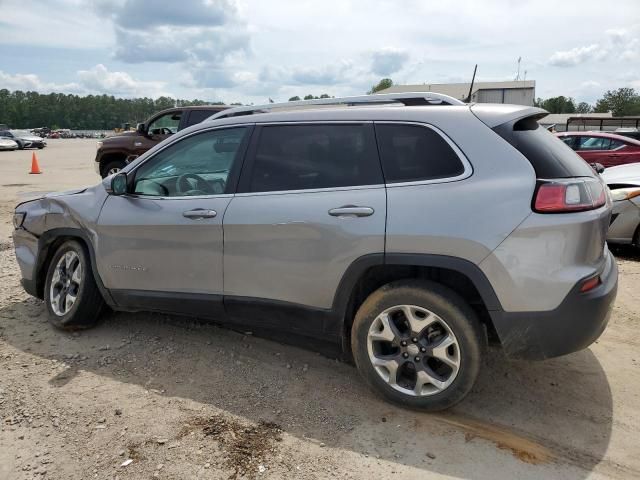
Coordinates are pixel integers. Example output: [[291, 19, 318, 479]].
[[0, 139, 639, 479]]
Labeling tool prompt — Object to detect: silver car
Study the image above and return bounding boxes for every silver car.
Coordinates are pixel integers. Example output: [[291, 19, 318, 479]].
[[603, 163, 640, 246], [11, 93, 617, 411], [0, 137, 19, 151]]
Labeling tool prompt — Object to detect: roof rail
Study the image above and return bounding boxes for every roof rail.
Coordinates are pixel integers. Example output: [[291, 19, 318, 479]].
[[208, 92, 465, 121]]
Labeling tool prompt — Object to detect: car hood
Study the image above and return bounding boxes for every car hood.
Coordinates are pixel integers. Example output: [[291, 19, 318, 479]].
[[16, 187, 88, 206], [602, 163, 640, 186], [0, 138, 17, 145]]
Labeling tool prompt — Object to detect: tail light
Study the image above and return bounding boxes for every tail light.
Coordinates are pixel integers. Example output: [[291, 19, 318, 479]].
[[533, 178, 607, 213]]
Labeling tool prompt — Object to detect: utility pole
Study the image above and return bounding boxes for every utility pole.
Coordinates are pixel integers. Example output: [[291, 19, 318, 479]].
[[515, 57, 522, 81]]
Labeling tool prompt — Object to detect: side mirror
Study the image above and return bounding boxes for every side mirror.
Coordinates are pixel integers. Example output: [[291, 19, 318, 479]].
[[136, 123, 147, 135], [105, 172, 128, 195], [590, 163, 605, 174]]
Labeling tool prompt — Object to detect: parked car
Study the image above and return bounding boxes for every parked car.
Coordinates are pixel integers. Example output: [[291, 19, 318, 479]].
[[0, 130, 47, 149], [602, 163, 640, 246], [615, 128, 640, 141], [555, 131, 640, 168], [95, 105, 228, 178], [13, 94, 617, 411], [0, 137, 19, 151]]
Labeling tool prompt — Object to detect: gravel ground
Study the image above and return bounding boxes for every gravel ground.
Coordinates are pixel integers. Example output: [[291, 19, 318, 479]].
[[1, 140, 639, 480]]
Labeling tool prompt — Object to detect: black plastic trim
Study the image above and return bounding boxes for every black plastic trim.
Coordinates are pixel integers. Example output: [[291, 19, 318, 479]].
[[382, 253, 503, 311], [491, 253, 617, 360], [110, 289, 224, 318]]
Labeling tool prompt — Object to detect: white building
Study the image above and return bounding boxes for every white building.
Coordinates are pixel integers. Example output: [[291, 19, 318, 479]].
[[378, 80, 536, 106]]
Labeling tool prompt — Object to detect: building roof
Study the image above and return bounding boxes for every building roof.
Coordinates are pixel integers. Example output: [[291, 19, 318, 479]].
[[378, 80, 535, 99]]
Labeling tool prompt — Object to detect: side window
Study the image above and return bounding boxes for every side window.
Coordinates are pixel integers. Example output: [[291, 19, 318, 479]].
[[186, 110, 216, 127], [148, 111, 182, 135], [133, 127, 249, 197], [560, 136, 578, 149], [577, 136, 609, 151], [609, 139, 626, 150], [247, 124, 382, 193], [375, 123, 465, 183]]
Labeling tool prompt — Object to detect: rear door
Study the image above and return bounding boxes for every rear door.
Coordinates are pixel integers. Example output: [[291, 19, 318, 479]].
[[96, 125, 251, 315], [222, 123, 386, 333]]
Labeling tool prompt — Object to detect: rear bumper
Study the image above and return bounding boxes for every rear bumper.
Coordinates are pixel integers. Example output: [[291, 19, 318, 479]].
[[491, 249, 618, 360]]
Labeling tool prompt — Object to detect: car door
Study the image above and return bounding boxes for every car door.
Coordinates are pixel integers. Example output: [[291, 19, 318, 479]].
[[603, 139, 640, 167], [575, 135, 611, 166], [222, 123, 386, 334], [95, 125, 252, 316]]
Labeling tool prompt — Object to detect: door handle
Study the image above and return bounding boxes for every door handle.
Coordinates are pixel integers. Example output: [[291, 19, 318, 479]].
[[183, 208, 217, 219], [328, 205, 374, 217]]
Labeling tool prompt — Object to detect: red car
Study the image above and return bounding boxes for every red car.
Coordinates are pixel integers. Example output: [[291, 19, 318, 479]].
[[555, 131, 640, 168]]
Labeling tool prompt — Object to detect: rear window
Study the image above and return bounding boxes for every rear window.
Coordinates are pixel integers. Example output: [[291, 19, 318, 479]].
[[186, 110, 217, 127], [494, 118, 594, 178], [375, 124, 465, 183]]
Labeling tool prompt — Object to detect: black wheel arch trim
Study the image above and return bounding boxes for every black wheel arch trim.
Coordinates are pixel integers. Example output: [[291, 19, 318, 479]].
[[36, 228, 115, 306], [330, 253, 504, 353]]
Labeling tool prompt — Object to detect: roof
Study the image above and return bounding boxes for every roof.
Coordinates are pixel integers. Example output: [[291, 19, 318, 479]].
[[378, 81, 535, 99]]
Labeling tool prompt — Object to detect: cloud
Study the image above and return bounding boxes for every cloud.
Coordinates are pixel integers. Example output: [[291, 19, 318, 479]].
[[0, 65, 169, 97], [370, 48, 409, 76], [76, 64, 168, 97], [0, 70, 80, 93], [548, 44, 604, 67]]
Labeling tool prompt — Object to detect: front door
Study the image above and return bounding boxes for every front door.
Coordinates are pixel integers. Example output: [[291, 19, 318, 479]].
[[222, 123, 386, 334], [96, 125, 251, 315]]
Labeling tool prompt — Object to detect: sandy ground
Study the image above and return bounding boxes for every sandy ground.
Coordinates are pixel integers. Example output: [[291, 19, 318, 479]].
[[0, 139, 639, 480]]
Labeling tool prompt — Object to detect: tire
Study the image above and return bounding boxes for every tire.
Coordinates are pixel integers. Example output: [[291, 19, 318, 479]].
[[351, 280, 484, 411], [44, 240, 105, 330], [101, 159, 126, 178]]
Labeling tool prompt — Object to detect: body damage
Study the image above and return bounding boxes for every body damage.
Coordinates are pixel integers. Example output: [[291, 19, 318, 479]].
[[13, 185, 109, 296]]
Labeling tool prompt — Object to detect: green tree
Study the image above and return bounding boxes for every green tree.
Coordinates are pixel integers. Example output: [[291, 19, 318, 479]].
[[288, 96, 301, 101], [575, 102, 592, 113], [368, 78, 393, 94], [304, 94, 316, 100], [535, 96, 576, 113], [593, 88, 640, 116]]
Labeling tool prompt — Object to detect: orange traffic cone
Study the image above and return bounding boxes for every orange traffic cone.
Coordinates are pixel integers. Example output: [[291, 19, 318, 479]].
[[29, 152, 42, 174]]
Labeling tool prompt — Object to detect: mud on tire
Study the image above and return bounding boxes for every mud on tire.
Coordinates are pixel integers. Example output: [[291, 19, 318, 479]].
[[351, 279, 484, 411]]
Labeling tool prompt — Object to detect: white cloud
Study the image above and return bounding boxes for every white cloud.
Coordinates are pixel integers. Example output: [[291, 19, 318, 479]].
[[76, 64, 169, 97], [548, 44, 604, 67], [0, 65, 169, 98], [370, 48, 409, 76], [0, 70, 81, 93]]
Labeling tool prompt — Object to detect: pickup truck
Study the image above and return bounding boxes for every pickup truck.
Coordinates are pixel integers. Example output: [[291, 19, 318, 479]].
[[94, 105, 227, 177]]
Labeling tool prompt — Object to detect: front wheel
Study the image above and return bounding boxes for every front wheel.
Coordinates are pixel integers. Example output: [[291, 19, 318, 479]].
[[351, 280, 484, 411], [44, 240, 105, 330]]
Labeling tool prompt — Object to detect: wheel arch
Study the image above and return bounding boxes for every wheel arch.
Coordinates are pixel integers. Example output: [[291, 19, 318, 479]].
[[332, 253, 504, 357], [35, 228, 114, 305]]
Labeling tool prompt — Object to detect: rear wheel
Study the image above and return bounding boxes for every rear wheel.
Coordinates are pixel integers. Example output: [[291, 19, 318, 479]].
[[44, 240, 105, 330], [351, 280, 483, 411]]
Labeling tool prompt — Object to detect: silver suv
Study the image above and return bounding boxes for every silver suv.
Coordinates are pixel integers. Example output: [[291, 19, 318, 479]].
[[12, 93, 617, 411]]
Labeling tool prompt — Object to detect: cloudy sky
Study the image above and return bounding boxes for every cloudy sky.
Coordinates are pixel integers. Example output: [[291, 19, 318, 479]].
[[0, 0, 638, 104]]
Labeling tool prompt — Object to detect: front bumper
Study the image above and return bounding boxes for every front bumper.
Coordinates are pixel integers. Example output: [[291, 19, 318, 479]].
[[491, 249, 618, 360]]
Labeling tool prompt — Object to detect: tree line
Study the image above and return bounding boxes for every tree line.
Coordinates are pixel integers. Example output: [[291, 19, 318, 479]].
[[0, 89, 220, 130], [2, 82, 639, 130]]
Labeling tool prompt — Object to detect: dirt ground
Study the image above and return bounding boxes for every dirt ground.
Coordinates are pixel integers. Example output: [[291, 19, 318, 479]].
[[1, 139, 639, 480]]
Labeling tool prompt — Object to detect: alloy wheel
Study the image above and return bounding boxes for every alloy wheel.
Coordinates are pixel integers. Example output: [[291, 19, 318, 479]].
[[50, 251, 82, 316], [366, 305, 461, 396]]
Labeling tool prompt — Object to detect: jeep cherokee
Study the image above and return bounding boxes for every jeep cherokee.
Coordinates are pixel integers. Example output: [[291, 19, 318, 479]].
[[12, 93, 617, 411]]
